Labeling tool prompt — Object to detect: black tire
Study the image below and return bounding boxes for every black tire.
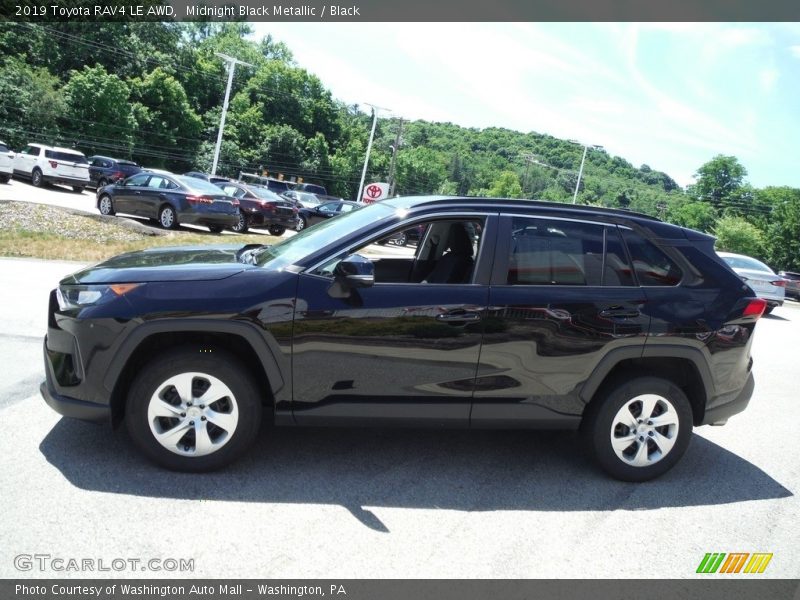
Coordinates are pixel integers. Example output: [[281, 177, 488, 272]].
[[125, 347, 263, 472], [208, 225, 224, 234], [295, 216, 307, 232], [98, 194, 115, 216], [31, 168, 43, 187], [268, 225, 286, 236], [230, 212, 249, 234], [765, 306, 774, 314], [581, 376, 693, 482], [158, 205, 177, 229], [72, 186, 84, 194], [393, 232, 408, 247], [0, 174, 9, 184], [98, 178, 109, 189]]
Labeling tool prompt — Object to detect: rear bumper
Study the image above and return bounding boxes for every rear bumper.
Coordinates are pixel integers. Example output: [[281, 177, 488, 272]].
[[43, 174, 89, 187], [179, 212, 239, 227], [701, 372, 754, 425]]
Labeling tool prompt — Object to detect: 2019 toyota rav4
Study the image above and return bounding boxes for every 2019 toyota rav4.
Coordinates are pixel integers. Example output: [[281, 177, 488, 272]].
[[40, 197, 765, 481]]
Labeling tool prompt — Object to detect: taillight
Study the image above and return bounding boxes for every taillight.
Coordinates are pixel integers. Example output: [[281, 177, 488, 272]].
[[771, 279, 786, 287], [292, 206, 299, 213], [112, 171, 126, 180], [742, 298, 767, 318], [49, 160, 58, 168], [231, 199, 239, 207], [186, 195, 213, 204], [260, 201, 276, 210]]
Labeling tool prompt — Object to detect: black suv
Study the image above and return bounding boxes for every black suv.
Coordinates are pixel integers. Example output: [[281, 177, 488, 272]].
[[41, 197, 764, 481], [88, 156, 142, 189]]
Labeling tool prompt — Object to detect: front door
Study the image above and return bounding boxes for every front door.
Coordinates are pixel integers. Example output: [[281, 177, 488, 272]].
[[291, 216, 496, 426]]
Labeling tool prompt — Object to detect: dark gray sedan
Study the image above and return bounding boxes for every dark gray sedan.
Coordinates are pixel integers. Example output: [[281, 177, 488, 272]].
[[97, 172, 240, 233]]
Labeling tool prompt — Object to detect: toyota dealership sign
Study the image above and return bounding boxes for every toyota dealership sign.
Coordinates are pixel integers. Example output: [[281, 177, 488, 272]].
[[362, 182, 390, 204]]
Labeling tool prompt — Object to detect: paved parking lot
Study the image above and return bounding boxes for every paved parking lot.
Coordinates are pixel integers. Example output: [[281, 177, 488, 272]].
[[0, 257, 797, 579]]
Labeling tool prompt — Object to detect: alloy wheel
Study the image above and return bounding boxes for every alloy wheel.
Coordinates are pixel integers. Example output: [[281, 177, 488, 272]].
[[609, 394, 679, 467]]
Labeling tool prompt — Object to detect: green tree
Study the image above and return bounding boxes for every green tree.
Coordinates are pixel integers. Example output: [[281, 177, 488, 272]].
[[667, 200, 717, 232], [763, 187, 800, 271], [485, 171, 523, 198], [63, 65, 136, 152], [130, 68, 202, 169], [713, 215, 765, 258], [0, 57, 65, 148], [690, 155, 747, 210]]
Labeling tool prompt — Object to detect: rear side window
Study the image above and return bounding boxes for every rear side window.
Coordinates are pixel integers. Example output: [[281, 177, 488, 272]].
[[507, 217, 635, 286], [125, 174, 150, 187], [622, 229, 683, 286], [45, 149, 88, 163]]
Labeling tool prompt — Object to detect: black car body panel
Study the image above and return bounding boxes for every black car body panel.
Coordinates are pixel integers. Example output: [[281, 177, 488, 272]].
[[42, 196, 760, 442]]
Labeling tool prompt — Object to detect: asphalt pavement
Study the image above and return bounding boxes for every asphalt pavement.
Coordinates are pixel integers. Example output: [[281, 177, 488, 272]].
[[0, 257, 797, 579]]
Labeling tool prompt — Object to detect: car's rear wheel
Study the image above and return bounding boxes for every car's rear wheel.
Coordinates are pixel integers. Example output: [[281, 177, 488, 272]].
[[231, 213, 249, 233], [31, 168, 43, 187], [208, 225, 223, 234], [0, 174, 9, 184], [581, 376, 692, 481], [295, 216, 306, 232], [98, 178, 109, 188], [125, 348, 262, 472], [72, 186, 84, 194], [159, 205, 177, 229], [98, 194, 115, 216], [268, 225, 286, 236], [393, 232, 408, 246]]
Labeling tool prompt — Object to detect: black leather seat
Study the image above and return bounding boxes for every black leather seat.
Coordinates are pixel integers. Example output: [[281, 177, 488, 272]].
[[424, 224, 475, 284]]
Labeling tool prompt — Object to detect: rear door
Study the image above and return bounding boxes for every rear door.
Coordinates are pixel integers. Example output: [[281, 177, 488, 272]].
[[45, 150, 89, 181], [472, 214, 650, 428]]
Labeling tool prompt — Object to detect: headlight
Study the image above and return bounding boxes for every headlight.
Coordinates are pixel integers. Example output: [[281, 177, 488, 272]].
[[56, 283, 142, 311]]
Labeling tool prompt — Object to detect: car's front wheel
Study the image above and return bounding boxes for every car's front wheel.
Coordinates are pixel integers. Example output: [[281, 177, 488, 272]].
[[125, 348, 263, 472], [0, 174, 9, 184], [208, 225, 224, 234], [98, 194, 115, 216], [159, 205, 177, 229], [268, 225, 286, 236], [295, 216, 306, 232], [581, 376, 693, 481], [73, 186, 84, 194]]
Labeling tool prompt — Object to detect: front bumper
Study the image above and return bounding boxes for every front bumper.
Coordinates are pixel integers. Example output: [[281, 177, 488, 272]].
[[41, 338, 109, 422]]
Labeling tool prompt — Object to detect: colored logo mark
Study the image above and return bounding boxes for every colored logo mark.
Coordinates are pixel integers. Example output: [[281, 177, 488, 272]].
[[696, 552, 773, 574]]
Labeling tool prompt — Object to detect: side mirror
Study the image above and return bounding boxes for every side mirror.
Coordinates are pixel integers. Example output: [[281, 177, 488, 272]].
[[328, 254, 374, 299], [334, 254, 374, 288]]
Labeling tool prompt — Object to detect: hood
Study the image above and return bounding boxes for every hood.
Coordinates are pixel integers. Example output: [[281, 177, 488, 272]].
[[62, 245, 259, 284]]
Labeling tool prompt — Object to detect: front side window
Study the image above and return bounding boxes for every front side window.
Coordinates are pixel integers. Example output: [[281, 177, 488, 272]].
[[312, 218, 485, 285], [124, 174, 150, 187]]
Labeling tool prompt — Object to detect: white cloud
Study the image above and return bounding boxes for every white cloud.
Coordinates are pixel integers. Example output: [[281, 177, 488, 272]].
[[790, 45, 800, 59], [759, 68, 779, 92]]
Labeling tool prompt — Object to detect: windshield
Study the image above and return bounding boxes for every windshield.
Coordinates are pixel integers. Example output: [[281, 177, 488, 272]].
[[176, 176, 225, 194], [722, 255, 773, 273], [253, 202, 393, 269]]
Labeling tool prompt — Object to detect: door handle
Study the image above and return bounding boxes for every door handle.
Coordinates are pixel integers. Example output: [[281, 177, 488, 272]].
[[599, 307, 641, 319], [435, 311, 482, 323]]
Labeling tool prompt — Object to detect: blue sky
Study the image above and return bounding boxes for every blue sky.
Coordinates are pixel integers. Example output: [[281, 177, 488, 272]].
[[255, 23, 800, 189]]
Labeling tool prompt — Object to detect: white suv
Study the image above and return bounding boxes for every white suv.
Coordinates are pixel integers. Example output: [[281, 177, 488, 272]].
[[0, 141, 14, 183], [12, 143, 90, 193]]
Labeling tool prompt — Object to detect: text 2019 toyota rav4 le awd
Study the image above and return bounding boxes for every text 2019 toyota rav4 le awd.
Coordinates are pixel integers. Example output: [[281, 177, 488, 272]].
[[41, 197, 765, 481]]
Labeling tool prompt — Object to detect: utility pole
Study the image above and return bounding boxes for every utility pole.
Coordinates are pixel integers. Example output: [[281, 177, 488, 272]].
[[520, 153, 537, 197], [387, 118, 404, 197], [356, 103, 390, 203], [570, 141, 603, 204], [211, 53, 253, 176]]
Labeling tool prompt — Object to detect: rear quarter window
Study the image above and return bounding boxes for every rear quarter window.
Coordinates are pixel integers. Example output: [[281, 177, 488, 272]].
[[622, 229, 683, 286], [45, 150, 88, 163]]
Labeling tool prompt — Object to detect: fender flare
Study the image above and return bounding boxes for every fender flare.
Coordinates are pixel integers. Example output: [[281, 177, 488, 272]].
[[102, 319, 287, 396]]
